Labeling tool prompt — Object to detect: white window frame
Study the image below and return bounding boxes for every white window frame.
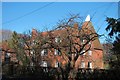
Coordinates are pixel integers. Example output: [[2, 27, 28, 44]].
[[54, 49, 60, 55], [55, 37, 61, 43], [81, 61, 85, 68], [41, 61, 47, 67], [55, 61, 61, 68], [6, 53, 10, 58], [89, 41, 91, 45], [30, 62, 34, 66], [88, 62, 92, 68], [88, 50, 92, 55], [55, 37, 58, 42], [31, 40, 35, 45], [5, 53, 11, 63], [83, 39, 85, 44], [81, 39, 85, 44], [30, 50, 34, 54], [41, 49, 48, 56], [41, 50, 44, 56]]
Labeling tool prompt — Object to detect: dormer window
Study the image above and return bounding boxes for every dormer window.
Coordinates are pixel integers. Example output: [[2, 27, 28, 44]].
[[81, 39, 85, 44], [55, 37, 61, 43], [41, 49, 48, 56]]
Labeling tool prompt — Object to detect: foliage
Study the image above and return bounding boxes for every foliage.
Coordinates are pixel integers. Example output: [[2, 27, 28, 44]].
[[106, 17, 120, 69], [106, 17, 120, 37]]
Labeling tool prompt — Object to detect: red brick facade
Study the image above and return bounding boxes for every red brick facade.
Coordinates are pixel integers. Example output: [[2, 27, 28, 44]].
[[1, 21, 104, 69]]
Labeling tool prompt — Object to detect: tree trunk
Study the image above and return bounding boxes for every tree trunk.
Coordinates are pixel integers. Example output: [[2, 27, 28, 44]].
[[68, 60, 77, 80]]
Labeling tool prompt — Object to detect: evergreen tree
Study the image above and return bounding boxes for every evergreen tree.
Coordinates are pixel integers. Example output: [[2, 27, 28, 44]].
[[106, 17, 120, 69]]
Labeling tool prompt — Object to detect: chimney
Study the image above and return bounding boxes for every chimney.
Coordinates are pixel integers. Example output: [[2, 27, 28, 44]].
[[32, 28, 37, 33], [73, 23, 79, 29], [32, 29, 37, 37]]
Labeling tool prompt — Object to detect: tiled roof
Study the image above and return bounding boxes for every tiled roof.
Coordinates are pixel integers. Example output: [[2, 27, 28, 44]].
[[81, 21, 103, 50]]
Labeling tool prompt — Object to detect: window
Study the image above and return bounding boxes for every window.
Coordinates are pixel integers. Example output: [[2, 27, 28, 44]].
[[41, 61, 47, 67], [81, 61, 85, 68], [30, 62, 34, 66], [30, 50, 34, 54], [88, 62, 92, 68], [89, 42, 91, 45], [55, 37, 61, 43], [81, 39, 85, 44], [31, 40, 36, 46], [54, 49, 61, 55], [5, 53, 10, 58], [41, 49, 48, 56], [5, 53, 11, 63], [55, 61, 61, 68], [88, 50, 92, 55], [82, 40, 85, 44]]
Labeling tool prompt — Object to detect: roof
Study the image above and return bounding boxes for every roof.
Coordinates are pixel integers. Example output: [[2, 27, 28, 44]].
[[81, 21, 103, 50], [37, 21, 103, 50]]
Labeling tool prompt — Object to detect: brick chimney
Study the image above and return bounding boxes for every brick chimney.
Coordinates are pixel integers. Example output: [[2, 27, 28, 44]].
[[32, 29, 37, 38], [73, 23, 79, 29], [32, 28, 37, 33]]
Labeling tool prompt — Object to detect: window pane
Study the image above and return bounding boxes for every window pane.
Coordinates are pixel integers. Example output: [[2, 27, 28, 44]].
[[81, 39, 85, 44], [55, 37, 61, 43], [5, 53, 10, 58], [54, 49, 57, 55], [41, 49, 48, 56], [5, 53, 10, 63], [88, 50, 92, 55], [89, 42, 91, 45], [44, 49, 48, 55], [30, 50, 34, 54], [55, 37, 58, 42], [41, 61, 47, 67], [81, 61, 85, 68], [55, 61, 61, 68], [88, 62, 92, 68], [30, 62, 34, 66], [83, 40, 85, 43], [41, 50, 44, 56], [54, 49, 60, 55]]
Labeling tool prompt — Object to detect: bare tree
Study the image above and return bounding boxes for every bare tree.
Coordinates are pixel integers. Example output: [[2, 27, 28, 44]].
[[5, 14, 100, 80], [40, 14, 100, 79]]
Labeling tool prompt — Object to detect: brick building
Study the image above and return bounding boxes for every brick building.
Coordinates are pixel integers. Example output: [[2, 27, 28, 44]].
[[1, 15, 104, 69]]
